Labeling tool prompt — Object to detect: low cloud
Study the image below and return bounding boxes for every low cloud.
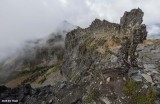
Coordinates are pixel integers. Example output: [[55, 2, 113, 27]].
[[0, 0, 160, 59], [148, 25, 160, 36]]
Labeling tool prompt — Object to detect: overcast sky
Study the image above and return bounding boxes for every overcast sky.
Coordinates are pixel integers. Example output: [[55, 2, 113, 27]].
[[0, 0, 160, 60]]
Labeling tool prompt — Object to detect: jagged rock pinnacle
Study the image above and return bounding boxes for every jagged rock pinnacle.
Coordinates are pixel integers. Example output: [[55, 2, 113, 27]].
[[120, 8, 144, 27], [62, 8, 147, 77]]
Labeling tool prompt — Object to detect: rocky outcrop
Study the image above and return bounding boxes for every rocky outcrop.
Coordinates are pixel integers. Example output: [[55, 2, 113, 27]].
[[0, 83, 84, 104], [129, 40, 160, 91], [0, 72, 130, 104], [62, 8, 147, 77], [1, 8, 160, 104]]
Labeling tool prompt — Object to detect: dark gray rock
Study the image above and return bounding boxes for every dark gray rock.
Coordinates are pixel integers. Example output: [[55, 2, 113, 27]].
[[120, 8, 143, 27], [62, 8, 147, 77]]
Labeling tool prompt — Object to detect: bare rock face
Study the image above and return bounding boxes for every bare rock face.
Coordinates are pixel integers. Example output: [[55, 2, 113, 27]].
[[120, 8, 143, 27], [119, 8, 147, 67], [62, 8, 147, 77]]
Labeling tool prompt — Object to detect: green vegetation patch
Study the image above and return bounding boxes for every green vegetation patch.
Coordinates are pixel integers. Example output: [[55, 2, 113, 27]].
[[22, 61, 63, 84], [86, 90, 99, 103], [123, 79, 157, 104], [123, 79, 138, 95], [86, 91, 96, 103]]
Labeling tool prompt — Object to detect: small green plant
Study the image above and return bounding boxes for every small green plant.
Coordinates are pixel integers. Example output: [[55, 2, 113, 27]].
[[135, 87, 157, 104], [146, 87, 157, 104], [123, 79, 138, 95], [86, 92, 96, 103], [123, 79, 157, 104], [86, 90, 99, 103]]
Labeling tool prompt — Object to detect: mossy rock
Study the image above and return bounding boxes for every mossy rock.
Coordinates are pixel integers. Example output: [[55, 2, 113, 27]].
[[123, 79, 138, 95], [85, 90, 97, 103], [85, 89, 100, 103], [123, 79, 157, 104]]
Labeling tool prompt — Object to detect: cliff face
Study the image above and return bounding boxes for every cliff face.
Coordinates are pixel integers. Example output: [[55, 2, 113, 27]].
[[62, 8, 147, 77]]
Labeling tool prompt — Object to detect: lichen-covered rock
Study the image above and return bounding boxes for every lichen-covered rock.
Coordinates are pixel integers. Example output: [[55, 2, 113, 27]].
[[62, 8, 147, 77]]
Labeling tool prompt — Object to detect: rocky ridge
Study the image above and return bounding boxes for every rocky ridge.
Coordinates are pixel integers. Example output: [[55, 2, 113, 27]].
[[62, 8, 147, 77], [0, 8, 160, 104]]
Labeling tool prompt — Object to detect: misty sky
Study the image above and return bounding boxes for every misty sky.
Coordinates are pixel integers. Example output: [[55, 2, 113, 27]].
[[0, 0, 160, 59]]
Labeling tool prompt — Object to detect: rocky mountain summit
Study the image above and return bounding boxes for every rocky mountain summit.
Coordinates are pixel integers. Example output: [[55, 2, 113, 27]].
[[1, 8, 160, 104], [62, 8, 147, 77]]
